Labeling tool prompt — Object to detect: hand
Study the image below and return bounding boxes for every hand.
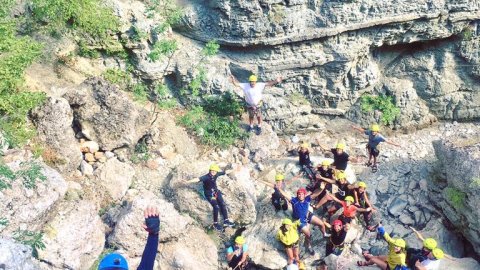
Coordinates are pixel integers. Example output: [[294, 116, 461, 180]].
[[276, 77, 282, 83], [415, 260, 421, 267], [366, 207, 372, 212], [142, 206, 160, 235]]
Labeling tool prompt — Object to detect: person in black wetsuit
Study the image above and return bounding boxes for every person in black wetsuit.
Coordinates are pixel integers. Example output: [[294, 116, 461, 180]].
[[316, 140, 356, 172], [314, 172, 354, 215], [298, 143, 316, 181], [185, 164, 235, 230], [271, 174, 288, 211], [326, 219, 347, 256], [98, 206, 160, 270]]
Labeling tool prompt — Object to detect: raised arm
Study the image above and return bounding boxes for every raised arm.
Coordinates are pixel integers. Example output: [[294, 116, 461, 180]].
[[185, 177, 200, 184], [409, 226, 425, 241], [310, 185, 326, 200], [351, 124, 365, 133], [137, 206, 160, 270], [315, 138, 329, 151], [277, 188, 292, 203], [385, 139, 401, 147], [265, 77, 282, 87], [316, 173, 336, 184], [230, 75, 241, 88]]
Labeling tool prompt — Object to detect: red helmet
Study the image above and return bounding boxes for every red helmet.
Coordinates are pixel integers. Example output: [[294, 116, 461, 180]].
[[297, 188, 307, 196], [333, 219, 343, 226]]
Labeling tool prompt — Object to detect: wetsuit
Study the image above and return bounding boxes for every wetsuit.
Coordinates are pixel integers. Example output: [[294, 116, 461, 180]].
[[326, 229, 347, 256], [199, 172, 229, 223]]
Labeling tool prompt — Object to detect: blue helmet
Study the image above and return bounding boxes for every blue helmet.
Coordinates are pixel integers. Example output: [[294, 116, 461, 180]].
[[98, 253, 128, 270]]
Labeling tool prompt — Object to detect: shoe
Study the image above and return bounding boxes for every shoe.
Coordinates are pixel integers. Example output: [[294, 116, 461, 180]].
[[323, 232, 331, 237], [256, 126, 262, 135], [247, 126, 254, 132], [223, 220, 235, 228], [371, 164, 378, 173], [307, 245, 315, 255], [298, 261, 306, 270], [213, 223, 223, 231]]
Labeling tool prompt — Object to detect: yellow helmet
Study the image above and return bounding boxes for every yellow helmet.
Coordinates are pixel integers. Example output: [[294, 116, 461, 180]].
[[336, 143, 345, 150], [321, 160, 331, 166], [423, 238, 437, 250], [336, 172, 346, 180], [394, 239, 406, 248], [282, 218, 293, 225], [358, 181, 367, 188], [275, 174, 285, 182], [300, 142, 309, 148], [248, 75, 257, 82], [235, 236, 246, 245], [209, 164, 220, 172], [345, 196, 354, 203], [371, 124, 380, 132], [432, 248, 444, 259]]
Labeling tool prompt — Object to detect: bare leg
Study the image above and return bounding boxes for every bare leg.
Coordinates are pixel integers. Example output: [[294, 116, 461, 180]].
[[315, 196, 331, 209], [300, 226, 311, 247], [285, 247, 294, 264], [366, 256, 388, 270], [249, 116, 254, 127], [310, 216, 327, 235], [292, 246, 300, 262], [257, 115, 262, 126]]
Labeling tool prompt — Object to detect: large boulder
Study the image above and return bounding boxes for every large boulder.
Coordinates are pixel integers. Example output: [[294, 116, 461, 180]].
[[64, 78, 151, 151], [37, 200, 105, 270], [94, 158, 135, 201], [430, 126, 480, 254], [168, 161, 257, 226], [0, 157, 68, 235], [244, 124, 280, 162], [108, 191, 218, 269], [0, 237, 41, 270], [31, 97, 82, 173]]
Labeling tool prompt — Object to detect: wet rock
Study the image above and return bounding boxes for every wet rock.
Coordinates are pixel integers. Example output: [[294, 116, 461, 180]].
[[31, 97, 82, 173], [0, 237, 41, 270], [38, 201, 104, 270], [388, 198, 408, 217]]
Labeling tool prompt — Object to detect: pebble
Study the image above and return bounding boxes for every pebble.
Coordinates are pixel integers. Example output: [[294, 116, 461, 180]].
[[80, 160, 94, 176], [105, 151, 115, 159], [85, 153, 96, 162]]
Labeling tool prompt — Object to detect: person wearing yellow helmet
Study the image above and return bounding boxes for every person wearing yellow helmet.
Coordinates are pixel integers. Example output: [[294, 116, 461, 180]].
[[277, 218, 302, 267], [328, 194, 372, 230], [407, 227, 447, 270], [227, 235, 250, 269], [271, 174, 288, 212], [316, 139, 357, 172], [351, 124, 401, 173], [354, 181, 377, 231], [358, 224, 407, 269], [313, 171, 354, 215], [185, 164, 235, 231], [230, 73, 283, 135], [414, 247, 444, 270], [297, 142, 317, 183]]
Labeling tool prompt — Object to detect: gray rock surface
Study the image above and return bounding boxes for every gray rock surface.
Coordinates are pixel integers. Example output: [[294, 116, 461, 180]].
[[64, 78, 151, 151], [94, 158, 135, 201], [31, 97, 82, 173], [0, 237, 41, 270], [37, 200, 104, 270]]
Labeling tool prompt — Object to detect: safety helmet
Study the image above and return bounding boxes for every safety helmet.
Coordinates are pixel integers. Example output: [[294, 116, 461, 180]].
[[98, 253, 128, 270], [336, 172, 346, 180], [235, 236, 245, 245], [393, 239, 406, 248], [371, 124, 380, 132], [432, 248, 444, 259], [297, 188, 307, 196], [282, 218, 293, 225], [275, 174, 285, 181], [358, 181, 367, 188], [248, 75, 257, 82], [345, 196, 355, 203], [300, 142, 309, 148], [423, 238, 437, 250], [321, 160, 331, 166], [209, 164, 220, 172], [336, 143, 345, 150], [332, 219, 343, 226]]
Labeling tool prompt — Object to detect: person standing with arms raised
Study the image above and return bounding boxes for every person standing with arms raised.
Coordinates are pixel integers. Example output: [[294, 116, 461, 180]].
[[230, 74, 282, 135]]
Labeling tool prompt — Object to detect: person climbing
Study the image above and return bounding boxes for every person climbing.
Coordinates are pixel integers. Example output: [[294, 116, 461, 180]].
[[414, 248, 444, 270], [227, 236, 250, 270], [272, 174, 289, 212], [277, 187, 331, 255], [185, 164, 235, 231], [298, 142, 316, 181], [230, 74, 282, 135], [357, 225, 407, 270], [326, 219, 348, 256], [316, 140, 356, 172], [351, 124, 400, 172], [276, 218, 305, 269], [98, 206, 160, 270], [314, 172, 354, 215], [309, 160, 335, 196], [354, 181, 377, 231], [328, 195, 372, 230]]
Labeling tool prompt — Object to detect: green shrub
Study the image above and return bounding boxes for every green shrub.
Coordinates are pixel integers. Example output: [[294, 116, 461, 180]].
[[78, 40, 101, 58], [202, 40, 220, 57], [132, 83, 149, 103], [360, 94, 400, 126], [13, 230, 46, 258], [146, 0, 183, 33], [445, 187, 466, 209], [30, 0, 119, 38], [148, 39, 177, 62], [0, 217, 8, 227], [102, 68, 131, 89], [17, 161, 47, 189], [178, 106, 247, 148], [202, 92, 244, 118], [0, 163, 15, 191]]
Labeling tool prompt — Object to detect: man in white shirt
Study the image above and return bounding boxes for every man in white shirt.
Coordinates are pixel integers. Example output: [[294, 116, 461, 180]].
[[414, 248, 443, 270], [230, 74, 282, 135]]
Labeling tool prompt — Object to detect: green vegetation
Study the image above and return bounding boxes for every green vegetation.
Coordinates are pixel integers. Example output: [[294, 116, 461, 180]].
[[469, 178, 480, 189], [360, 94, 400, 126], [89, 246, 116, 270], [146, 0, 183, 32], [17, 162, 47, 189], [102, 68, 132, 89], [155, 83, 177, 109], [0, 217, 8, 227], [461, 27, 474, 41], [178, 92, 247, 148], [445, 187, 466, 209], [148, 39, 178, 62], [14, 230, 46, 258], [131, 139, 151, 164], [0, 163, 15, 191]]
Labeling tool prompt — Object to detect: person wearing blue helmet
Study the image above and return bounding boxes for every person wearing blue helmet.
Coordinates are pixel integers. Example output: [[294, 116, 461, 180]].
[[98, 206, 160, 270]]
